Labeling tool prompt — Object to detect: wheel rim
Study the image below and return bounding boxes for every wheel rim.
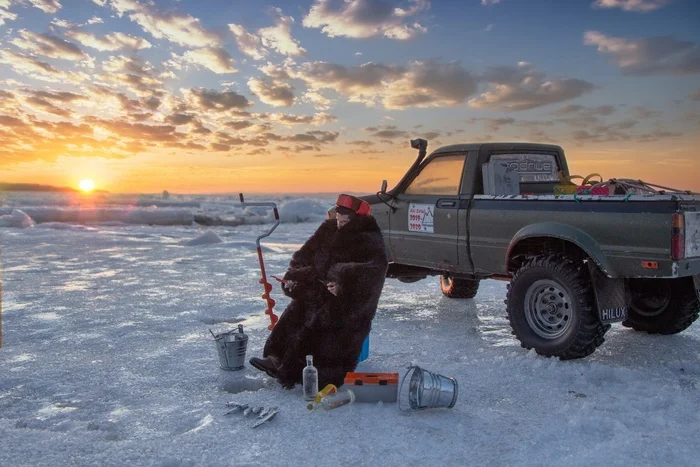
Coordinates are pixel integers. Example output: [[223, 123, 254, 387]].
[[524, 279, 573, 339]]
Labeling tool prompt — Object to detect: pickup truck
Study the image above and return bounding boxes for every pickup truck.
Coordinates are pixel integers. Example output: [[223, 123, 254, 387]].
[[360, 139, 700, 359]]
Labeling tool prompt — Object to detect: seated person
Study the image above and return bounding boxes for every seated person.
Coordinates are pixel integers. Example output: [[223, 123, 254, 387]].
[[250, 194, 388, 388]]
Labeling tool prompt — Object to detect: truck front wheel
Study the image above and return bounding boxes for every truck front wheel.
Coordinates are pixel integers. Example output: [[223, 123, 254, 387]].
[[623, 277, 699, 334], [506, 254, 610, 359], [440, 275, 480, 298]]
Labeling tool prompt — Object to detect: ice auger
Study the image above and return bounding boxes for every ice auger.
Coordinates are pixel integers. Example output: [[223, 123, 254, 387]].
[[238, 193, 280, 330]]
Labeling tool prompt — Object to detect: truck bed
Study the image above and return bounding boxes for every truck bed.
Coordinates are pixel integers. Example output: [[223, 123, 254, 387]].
[[468, 193, 700, 279]]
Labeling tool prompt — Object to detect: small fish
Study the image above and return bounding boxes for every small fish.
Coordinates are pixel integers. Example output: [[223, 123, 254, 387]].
[[224, 403, 249, 415], [252, 408, 279, 428]]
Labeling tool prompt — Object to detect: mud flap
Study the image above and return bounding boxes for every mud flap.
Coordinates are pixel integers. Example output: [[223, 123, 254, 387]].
[[693, 274, 700, 301], [588, 261, 627, 324]]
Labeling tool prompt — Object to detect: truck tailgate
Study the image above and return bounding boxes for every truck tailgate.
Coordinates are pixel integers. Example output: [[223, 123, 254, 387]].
[[685, 211, 700, 258]]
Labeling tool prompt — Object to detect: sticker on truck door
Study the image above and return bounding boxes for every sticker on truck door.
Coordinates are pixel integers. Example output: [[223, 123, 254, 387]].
[[408, 204, 434, 233]]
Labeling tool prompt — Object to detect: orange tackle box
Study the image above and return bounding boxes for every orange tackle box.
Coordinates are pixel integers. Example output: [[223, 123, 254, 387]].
[[343, 372, 399, 403]]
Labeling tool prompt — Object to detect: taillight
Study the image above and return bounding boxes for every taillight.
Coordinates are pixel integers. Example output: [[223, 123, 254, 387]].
[[672, 213, 685, 260]]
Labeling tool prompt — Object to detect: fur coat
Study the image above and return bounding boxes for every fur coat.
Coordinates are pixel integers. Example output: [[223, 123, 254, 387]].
[[263, 215, 388, 388]]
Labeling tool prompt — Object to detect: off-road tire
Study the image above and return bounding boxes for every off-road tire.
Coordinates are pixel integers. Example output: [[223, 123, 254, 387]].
[[440, 275, 480, 298], [506, 254, 610, 359], [397, 276, 425, 284], [623, 277, 699, 334]]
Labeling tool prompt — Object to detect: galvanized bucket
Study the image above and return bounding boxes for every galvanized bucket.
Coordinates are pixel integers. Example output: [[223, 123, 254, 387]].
[[399, 364, 458, 412], [212, 324, 248, 371]]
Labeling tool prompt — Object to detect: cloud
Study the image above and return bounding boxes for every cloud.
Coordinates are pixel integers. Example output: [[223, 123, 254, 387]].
[[584, 31, 700, 75], [469, 63, 595, 111], [259, 7, 306, 57], [11, 29, 87, 60], [0, 90, 18, 113], [286, 130, 339, 143], [569, 119, 683, 143], [290, 60, 477, 109], [481, 0, 500, 5], [259, 61, 293, 80], [22, 89, 87, 116], [224, 120, 254, 130], [248, 77, 295, 107], [382, 60, 478, 109], [65, 30, 152, 51], [50, 18, 76, 28], [183, 88, 252, 112], [303, 0, 429, 40], [0, 2, 18, 26], [101, 56, 164, 96], [348, 140, 375, 146], [365, 124, 409, 139], [24, 96, 73, 117], [180, 48, 237, 74], [465, 117, 516, 132], [228, 24, 266, 60], [267, 112, 337, 125], [554, 104, 615, 116], [24, 0, 62, 14], [591, 0, 672, 12], [165, 113, 197, 125], [0, 49, 88, 83], [303, 90, 332, 110], [108, 0, 221, 48], [85, 116, 180, 142], [0, 115, 28, 129], [228, 8, 305, 59], [628, 106, 661, 119], [0, 114, 134, 165], [290, 61, 405, 100]]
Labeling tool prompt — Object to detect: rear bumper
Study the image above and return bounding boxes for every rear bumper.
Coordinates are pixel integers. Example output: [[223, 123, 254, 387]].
[[674, 258, 700, 278], [604, 254, 700, 278]]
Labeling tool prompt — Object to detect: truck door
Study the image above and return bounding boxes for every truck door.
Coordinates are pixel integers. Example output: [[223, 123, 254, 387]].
[[388, 154, 466, 269]]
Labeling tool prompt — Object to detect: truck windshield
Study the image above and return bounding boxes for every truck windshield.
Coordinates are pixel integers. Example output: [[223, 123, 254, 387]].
[[404, 155, 465, 195]]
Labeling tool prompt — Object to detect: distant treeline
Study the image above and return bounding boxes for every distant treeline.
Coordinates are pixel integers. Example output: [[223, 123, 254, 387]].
[[0, 183, 78, 192]]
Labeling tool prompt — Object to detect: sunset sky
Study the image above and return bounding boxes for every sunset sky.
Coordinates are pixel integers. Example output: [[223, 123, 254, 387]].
[[0, 0, 699, 194]]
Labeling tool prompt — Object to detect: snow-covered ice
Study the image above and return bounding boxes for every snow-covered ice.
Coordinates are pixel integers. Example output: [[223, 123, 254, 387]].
[[1, 192, 699, 466]]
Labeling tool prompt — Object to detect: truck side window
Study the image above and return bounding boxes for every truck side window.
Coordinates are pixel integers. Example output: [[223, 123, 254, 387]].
[[404, 155, 465, 195]]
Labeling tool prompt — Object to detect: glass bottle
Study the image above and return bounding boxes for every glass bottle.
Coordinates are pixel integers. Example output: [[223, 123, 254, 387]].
[[302, 355, 318, 401], [320, 389, 355, 410]]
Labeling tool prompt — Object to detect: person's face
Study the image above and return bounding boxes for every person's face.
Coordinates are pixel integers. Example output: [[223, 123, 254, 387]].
[[336, 211, 351, 229]]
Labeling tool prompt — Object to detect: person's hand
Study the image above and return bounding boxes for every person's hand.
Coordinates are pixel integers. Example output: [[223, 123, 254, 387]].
[[326, 281, 339, 296]]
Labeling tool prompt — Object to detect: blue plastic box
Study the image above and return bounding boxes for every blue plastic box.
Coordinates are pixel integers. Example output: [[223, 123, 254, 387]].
[[358, 335, 370, 362]]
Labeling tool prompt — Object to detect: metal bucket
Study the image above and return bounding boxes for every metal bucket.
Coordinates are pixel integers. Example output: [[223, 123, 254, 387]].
[[213, 324, 248, 371], [399, 365, 458, 412]]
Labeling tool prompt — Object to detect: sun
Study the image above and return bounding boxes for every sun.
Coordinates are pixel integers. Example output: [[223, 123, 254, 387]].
[[79, 179, 95, 193]]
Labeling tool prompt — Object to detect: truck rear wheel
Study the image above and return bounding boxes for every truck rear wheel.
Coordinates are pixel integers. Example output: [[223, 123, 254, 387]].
[[440, 275, 480, 298], [623, 277, 699, 334], [506, 254, 610, 359]]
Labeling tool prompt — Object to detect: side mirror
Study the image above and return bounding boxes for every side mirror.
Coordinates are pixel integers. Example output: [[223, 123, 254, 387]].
[[380, 180, 388, 194]]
